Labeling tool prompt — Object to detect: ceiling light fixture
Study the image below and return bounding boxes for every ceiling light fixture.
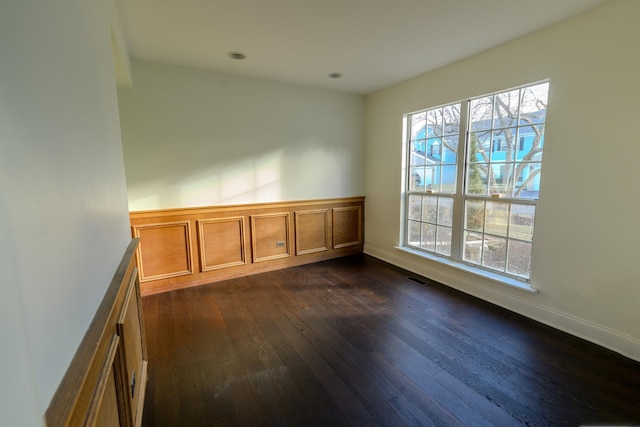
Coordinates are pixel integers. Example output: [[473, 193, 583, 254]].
[[227, 51, 247, 60], [328, 73, 343, 79]]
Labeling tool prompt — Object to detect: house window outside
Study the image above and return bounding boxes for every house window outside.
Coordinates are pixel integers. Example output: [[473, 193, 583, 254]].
[[404, 81, 548, 281]]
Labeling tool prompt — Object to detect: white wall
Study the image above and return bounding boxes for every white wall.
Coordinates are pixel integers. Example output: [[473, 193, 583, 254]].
[[364, 0, 640, 360], [118, 61, 365, 211], [0, 0, 132, 417]]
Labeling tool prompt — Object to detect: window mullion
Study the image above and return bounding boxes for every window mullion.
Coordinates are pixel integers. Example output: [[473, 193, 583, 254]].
[[450, 100, 469, 261]]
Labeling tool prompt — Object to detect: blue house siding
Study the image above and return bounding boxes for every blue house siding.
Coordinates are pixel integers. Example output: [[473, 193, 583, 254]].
[[410, 116, 544, 196]]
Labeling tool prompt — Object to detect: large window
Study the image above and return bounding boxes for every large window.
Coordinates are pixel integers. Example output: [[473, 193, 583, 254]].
[[404, 81, 549, 281]]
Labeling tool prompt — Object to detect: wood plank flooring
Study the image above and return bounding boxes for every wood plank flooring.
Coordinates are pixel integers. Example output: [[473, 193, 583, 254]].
[[141, 254, 640, 426]]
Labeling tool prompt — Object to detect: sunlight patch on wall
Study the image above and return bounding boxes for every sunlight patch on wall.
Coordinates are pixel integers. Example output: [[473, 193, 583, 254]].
[[253, 152, 282, 202], [221, 159, 255, 201], [169, 151, 283, 208], [178, 174, 221, 207]]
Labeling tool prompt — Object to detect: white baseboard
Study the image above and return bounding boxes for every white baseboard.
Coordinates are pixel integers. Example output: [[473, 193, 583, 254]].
[[364, 244, 640, 363]]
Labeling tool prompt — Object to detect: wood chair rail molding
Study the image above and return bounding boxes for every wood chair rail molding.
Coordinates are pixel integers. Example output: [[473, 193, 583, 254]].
[[130, 197, 365, 296]]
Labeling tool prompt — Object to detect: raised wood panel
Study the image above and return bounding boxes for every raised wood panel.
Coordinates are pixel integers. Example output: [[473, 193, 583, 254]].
[[129, 198, 365, 295], [197, 217, 245, 271], [295, 209, 329, 255], [117, 273, 147, 427], [332, 206, 363, 249], [93, 362, 121, 427], [132, 221, 193, 282], [251, 213, 291, 262], [85, 334, 121, 427]]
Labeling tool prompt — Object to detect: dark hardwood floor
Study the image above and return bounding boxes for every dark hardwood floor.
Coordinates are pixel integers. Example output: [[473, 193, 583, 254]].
[[141, 255, 640, 427]]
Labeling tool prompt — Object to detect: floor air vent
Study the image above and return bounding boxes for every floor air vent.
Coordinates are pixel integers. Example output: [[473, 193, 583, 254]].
[[407, 277, 428, 287]]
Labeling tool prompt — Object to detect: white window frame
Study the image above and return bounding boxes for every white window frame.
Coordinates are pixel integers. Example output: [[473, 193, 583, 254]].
[[401, 81, 548, 288]]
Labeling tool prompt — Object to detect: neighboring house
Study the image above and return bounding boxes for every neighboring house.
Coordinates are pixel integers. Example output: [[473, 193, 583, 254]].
[[410, 112, 544, 198]]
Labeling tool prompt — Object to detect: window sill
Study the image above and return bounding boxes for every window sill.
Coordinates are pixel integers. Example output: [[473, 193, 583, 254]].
[[394, 246, 538, 294]]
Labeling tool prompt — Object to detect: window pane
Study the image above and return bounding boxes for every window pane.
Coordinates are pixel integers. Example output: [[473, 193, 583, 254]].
[[465, 200, 485, 232], [463, 231, 483, 264], [410, 146, 426, 166], [427, 109, 443, 137], [427, 138, 442, 158], [424, 166, 436, 190], [489, 135, 503, 160], [436, 226, 452, 256], [437, 197, 453, 226], [520, 82, 548, 125], [470, 96, 493, 131], [492, 128, 517, 162], [421, 223, 436, 251], [484, 202, 509, 236], [483, 235, 507, 271], [422, 196, 438, 223], [507, 240, 532, 278], [493, 89, 520, 128], [442, 136, 458, 164], [441, 165, 457, 193], [514, 162, 541, 199], [442, 135, 459, 165], [408, 220, 421, 246], [411, 112, 426, 140], [469, 131, 490, 162], [516, 129, 529, 161], [409, 167, 424, 191], [466, 162, 487, 195], [516, 127, 544, 162], [509, 204, 535, 241], [443, 104, 461, 135], [408, 195, 422, 221], [489, 164, 515, 197]]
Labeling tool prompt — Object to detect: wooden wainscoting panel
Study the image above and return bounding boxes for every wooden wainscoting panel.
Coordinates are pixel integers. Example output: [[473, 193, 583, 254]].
[[132, 221, 193, 282], [295, 209, 329, 255], [117, 272, 147, 427], [46, 239, 147, 427], [251, 213, 291, 262], [332, 206, 363, 249], [197, 217, 246, 271], [129, 198, 364, 294], [94, 362, 122, 427], [85, 334, 122, 427]]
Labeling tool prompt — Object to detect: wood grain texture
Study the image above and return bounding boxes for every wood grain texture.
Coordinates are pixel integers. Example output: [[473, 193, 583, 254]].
[[117, 274, 147, 427], [132, 221, 193, 282], [197, 217, 246, 271], [130, 197, 365, 219], [332, 206, 362, 248], [295, 209, 329, 255], [250, 212, 291, 262], [141, 255, 640, 427], [85, 335, 121, 427], [130, 198, 364, 295], [93, 362, 121, 427]]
